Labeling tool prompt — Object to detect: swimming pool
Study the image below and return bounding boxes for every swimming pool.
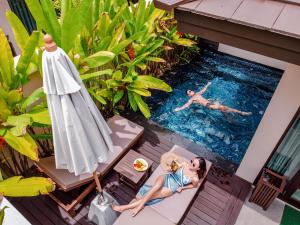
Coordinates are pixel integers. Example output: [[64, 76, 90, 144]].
[[148, 49, 283, 164]]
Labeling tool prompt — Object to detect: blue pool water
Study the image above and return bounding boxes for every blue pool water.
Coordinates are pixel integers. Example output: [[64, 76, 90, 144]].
[[148, 49, 283, 164]]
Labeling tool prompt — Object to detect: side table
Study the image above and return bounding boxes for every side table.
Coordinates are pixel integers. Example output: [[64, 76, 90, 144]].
[[114, 150, 153, 191]]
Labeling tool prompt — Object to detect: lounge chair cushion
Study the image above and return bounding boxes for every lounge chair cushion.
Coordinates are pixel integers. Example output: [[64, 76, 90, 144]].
[[113, 145, 212, 224], [145, 145, 212, 224], [113, 201, 174, 225], [36, 115, 144, 190]]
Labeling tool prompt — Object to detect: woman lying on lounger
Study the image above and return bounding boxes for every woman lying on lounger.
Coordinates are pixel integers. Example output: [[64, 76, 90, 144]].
[[112, 153, 207, 217]]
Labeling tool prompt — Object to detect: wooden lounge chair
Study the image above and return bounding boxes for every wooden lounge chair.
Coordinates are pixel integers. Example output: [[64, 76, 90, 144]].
[[35, 115, 144, 216], [113, 145, 212, 225]]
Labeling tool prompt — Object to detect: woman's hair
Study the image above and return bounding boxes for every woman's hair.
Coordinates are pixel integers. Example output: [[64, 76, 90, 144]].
[[195, 157, 207, 179]]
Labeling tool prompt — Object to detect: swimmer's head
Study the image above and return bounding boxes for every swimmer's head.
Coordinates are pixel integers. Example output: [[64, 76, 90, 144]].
[[187, 90, 195, 97]]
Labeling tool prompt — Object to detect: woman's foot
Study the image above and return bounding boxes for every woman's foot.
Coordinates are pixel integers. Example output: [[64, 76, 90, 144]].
[[131, 204, 144, 217], [111, 204, 126, 213]]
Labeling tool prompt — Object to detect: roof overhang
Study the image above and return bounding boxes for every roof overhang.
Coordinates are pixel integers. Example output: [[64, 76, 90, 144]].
[[154, 0, 300, 66]]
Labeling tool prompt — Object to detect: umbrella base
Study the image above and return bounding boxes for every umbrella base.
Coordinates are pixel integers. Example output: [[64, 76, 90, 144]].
[[88, 191, 119, 225]]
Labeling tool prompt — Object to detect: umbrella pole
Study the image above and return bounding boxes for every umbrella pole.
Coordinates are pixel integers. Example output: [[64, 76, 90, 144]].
[[93, 171, 107, 205]]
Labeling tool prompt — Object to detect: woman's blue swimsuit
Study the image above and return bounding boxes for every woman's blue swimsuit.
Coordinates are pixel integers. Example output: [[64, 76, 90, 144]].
[[137, 166, 191, 205]]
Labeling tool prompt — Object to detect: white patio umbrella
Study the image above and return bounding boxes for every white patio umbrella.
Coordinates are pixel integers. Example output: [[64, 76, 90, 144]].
[[42, 34, 114, 202]]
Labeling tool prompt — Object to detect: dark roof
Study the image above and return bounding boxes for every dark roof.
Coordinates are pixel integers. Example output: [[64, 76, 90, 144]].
[[154, 0, 300, 65]]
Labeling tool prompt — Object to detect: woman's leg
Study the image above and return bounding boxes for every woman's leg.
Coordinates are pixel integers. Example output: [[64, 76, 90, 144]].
[[131, 187, 172, 216], [131, 176, 172, 217], [112, 198, 143, 212], [112, 175, 166, 213]]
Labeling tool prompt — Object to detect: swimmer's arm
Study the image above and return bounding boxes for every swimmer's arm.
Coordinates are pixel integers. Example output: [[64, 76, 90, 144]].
[[198, 82, 212, 95], [175, 100, 193, 112]]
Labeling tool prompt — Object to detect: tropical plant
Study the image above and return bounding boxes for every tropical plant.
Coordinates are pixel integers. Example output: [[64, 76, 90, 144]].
[[0, 28, 55, 194], [23, 0, 197, 118]]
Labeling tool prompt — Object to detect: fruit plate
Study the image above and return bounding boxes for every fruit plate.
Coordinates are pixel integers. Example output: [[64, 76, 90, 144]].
[[133, 158, 148, 172]]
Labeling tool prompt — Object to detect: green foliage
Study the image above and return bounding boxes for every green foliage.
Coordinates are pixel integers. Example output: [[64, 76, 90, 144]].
[[0, 28, 51, 175], [0, 176, 54, 196], [22, 0, 196, 119]]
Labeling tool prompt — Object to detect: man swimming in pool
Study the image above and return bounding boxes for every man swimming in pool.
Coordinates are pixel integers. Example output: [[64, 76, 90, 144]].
[[174, 82, 252, 116]]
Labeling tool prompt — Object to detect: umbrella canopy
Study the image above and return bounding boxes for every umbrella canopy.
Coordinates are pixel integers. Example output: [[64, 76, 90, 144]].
[[42, 35, 114, 176]]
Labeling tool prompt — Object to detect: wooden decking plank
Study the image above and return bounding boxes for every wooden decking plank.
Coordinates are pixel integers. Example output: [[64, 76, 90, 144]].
[[205, 182, 231, 198], [186, 210, 211, 225], [39, 195, 80, 225], [192, 200, 221, 220], [21, 197, 55, 225], [190, 206, 217, 225], [198, 190, 227, 209], [9, 198, 42, 225], [143, 140, 171, 155], [182, 216, 199, 225], [194, 195, 223, 215], [202, 185, 229, 203], [29, 197, 68, 225], [138, 146, 162, 163]]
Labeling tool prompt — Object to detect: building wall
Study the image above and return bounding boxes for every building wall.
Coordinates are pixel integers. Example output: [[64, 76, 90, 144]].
[[236, 64, 300, 183], [0, 0, 20, 54], [218, 44, 288, 70]]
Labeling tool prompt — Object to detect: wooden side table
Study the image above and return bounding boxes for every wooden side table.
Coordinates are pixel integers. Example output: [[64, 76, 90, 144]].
[[113, 150, 153, 191]]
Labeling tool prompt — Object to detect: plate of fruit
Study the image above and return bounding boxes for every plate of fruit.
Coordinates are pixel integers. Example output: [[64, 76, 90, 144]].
[[133, 158, 148, 172]]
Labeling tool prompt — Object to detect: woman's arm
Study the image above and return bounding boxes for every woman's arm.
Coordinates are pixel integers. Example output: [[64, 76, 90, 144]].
[[177, 177, 199, 192]]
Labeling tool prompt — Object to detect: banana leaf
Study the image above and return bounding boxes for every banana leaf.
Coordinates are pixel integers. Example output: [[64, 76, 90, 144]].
[[127, 86, 151, 96], [172, 38, 196, 47], [39, 0, 61, 45], [0, 96, 11, 121], [88, 89, 107, 105], [25, 0, 51, 35], [112, 70, 123, 80], [3, 131, 38, 161], [80, 69, 113, 81], [133, 93, 150, 118], [108, 23, 125, 50], [60, 0, 72, 24], [6, 11, 29, 52], [0, 176, 54, 196], [61, 0, 92, 52], [21, 87, 45, 112], [7, 90, 22, 106], [146, 57, 166, 63], [82, 51, 115, 68], [113, 90, 124, 105], [6, 115, 32, 136], [127, 90, 137, 112], [135, 0, 146, 31], [16, 31, 40, 77], [0, 29, 14, 88], [27, 109, 51, 125], [97, 13, 110, 39], [107, 3, 127, 34], [134, 75, 172, 92]]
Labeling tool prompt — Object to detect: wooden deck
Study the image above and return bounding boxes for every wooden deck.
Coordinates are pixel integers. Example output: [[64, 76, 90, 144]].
[[10, 117, 251, 225]]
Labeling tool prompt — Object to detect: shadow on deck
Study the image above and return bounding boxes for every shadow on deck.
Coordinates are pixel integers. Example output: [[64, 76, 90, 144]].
[[10, 115, 251, 225]]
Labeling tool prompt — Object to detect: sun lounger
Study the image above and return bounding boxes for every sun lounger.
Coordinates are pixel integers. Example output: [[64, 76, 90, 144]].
[[113, 145, 212, 225], [35, 115, 144, 216]]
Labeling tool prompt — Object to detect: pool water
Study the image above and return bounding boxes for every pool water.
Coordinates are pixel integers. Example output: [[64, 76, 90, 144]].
[[148, 49, 283, 164]]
